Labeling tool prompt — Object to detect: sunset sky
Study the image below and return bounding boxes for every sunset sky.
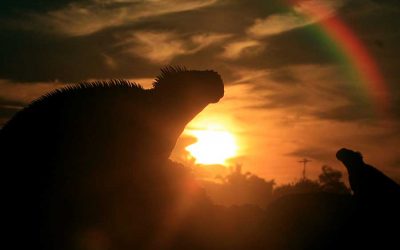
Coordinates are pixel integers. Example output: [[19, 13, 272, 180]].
[[1, 0, 399, 184]]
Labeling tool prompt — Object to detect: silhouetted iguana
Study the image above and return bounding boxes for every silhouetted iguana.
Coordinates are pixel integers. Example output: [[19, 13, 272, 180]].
[[335, 149, 400, 248], [0, 66, 224, 249], [336, 148, 400, 198]]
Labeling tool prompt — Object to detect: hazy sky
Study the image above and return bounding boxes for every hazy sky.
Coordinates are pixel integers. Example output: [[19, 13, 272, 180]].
[[1, 0, 399, 183]]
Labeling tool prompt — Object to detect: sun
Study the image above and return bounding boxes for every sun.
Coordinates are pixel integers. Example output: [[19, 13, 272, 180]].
[[185, 129, 238, 165]]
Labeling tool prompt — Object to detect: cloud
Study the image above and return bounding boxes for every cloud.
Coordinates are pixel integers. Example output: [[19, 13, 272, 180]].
[[312, 103, 374, 122], [29, 0, 218, 36], [268, 67, 300, 85], [248, 64, 349, 106], [236, 63, 397, 125], [227, 67, 269, 85], [247, 0, 345, 37], [101, 53, 119, 70], [287, 146, 335, 162], [125, 31, 187, 63], [247, 12, 309, 38], [0, 80, 64, 104], [220, 39, 264, 60], [120, 31, 229, 63], [190, 33, 232, 49]]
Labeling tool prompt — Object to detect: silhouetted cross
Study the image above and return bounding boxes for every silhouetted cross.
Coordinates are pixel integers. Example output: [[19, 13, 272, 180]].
[[298, 158, 312, 180]]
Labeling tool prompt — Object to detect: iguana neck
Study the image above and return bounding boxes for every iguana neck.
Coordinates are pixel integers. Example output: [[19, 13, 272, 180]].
[[155, 96, 209, 156]]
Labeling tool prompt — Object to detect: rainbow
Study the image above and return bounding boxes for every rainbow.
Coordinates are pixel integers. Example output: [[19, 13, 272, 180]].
[[288, 1, 390, 117]]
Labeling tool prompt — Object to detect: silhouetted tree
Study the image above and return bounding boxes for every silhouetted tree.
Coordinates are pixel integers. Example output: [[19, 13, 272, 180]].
[[273, 178, 321, 199], [201, 164, 275, 208], [273, 165, 351, 200], [319, 165, 350, 194]]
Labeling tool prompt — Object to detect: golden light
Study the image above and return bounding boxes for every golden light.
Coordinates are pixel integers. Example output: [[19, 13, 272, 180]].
[[185, 129, 238, 165]]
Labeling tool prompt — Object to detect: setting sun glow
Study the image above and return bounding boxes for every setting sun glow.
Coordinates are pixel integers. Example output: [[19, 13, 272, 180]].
[[185, 129, 238, 165]]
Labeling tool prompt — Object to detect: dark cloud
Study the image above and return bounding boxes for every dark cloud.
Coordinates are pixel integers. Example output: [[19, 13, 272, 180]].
[[221, 27, 339, 70], [268, 68, 301, 85], [336, 1, 400, 122], [312, 102, 375, 122], [287, 147, 334, 163], [0, 0, 80, 16], [0, 0, 396, 86], [0, 97, 27, 107], [251, 91, 308, 110], [0, 0, 398, 82], [0, 0, 340, 82], [133, 0, 286, 35], [0, 27, 159, 82], [350, 0, 400, 8], [0, 97, 25, 125]]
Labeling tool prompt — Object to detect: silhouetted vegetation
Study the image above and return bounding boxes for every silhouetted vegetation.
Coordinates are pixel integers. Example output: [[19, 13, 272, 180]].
[[201, 164, 275, 208], [199, 164, 350, 207], [319, 165, 350, 194], [272, 178, 322, 199]]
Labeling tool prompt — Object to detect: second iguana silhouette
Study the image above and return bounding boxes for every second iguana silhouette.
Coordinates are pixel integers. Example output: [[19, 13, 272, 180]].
[[336, 148, 400, 198]]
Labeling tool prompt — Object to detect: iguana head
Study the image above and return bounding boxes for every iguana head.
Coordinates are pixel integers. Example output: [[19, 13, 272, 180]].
[[153, 66, 224, 104], [336, 148, 364, 167]]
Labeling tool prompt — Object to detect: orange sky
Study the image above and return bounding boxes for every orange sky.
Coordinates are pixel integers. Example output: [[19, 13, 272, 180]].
[[170, 73, 400, 184]]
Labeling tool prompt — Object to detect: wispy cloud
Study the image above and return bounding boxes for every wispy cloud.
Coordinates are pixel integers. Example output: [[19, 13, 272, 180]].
[[242, 64, 365, 120], [247, 0, 345, 37], [127, 31, 187, 63], [31, 0, 218, 36], [190, 33, 232, 49], [220, 39, 264, 59], [120, 31, 229, 63]]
